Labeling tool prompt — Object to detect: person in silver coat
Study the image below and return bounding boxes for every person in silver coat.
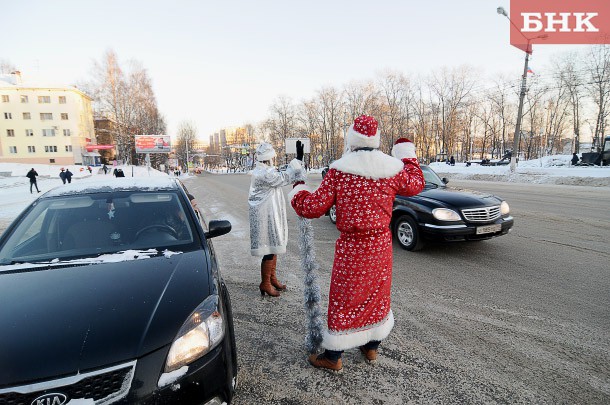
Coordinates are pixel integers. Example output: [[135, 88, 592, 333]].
[[249, 142, 305, 297]]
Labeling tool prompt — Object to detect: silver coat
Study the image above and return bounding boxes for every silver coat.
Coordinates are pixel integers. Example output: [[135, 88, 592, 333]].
[[248, 159, 305, 256]]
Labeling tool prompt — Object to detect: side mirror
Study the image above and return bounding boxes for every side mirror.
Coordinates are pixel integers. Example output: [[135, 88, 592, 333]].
[[205, 220, 232, 239], [442, 177, 449, 185]]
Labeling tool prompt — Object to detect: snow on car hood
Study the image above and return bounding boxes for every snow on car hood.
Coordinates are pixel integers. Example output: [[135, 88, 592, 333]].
[[0, 249, 211, 386]]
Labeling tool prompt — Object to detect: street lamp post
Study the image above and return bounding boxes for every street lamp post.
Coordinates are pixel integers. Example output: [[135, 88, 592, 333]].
[[497, 7, 547, 172]]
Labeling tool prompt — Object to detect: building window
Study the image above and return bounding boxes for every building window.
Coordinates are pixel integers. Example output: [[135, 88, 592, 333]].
[[28, 146, 36, 153], [23, 112, 31, 120], [61, 113, 68, 120], [44, 145, 58, 153], [40, 113, 53, 120], [21, 95, 28, 103], [7, 129, 15, 137], [25, 129, 34, 137], [65, 145, 72, 152], [4, 112, 12, 119], [38, 96, 51, 103], [42, 129, 56, 137], [59, 96, 66, 104], [50, 159, 55, 163], [9, 146, 17, 153], [1, 95, 9, 102], [63, 129, 71, 136]]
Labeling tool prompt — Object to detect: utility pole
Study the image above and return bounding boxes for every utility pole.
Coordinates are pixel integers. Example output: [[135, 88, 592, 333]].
[[511, 44, 530, 173], [497, 6, 548, 173]]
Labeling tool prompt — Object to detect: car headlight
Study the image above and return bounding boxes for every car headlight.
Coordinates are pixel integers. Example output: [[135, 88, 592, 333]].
[[432, 208, 461, 221], [500, 201, 510, 215], [165, 294, 225, 373]]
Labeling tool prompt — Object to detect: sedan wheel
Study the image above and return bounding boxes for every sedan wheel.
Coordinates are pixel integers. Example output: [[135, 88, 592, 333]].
[[329, 205, 337, 224], [394, 215, 424, 251]]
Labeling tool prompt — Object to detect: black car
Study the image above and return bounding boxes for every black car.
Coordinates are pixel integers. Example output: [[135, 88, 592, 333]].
[[328, 165, 514, 251], [0, 177, 237, 404]]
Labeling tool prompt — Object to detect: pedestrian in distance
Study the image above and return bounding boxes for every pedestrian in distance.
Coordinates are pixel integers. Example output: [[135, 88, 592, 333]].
[[59, 168, 67, 184], [65, 168, 73, 184], [290, 115, 425, 373], [571, 153, 579, 166], [103, 164, 108, 175], [450, 155, 455, 166], [248, 142, 306, 297], [26, 168, 41, 193]]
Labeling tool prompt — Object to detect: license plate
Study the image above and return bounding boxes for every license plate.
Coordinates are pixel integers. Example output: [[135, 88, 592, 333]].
[[476, 224, 502, 235]]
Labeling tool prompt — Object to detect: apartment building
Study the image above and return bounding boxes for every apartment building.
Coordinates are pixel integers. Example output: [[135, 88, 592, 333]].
[[0, 72, 98, 166]]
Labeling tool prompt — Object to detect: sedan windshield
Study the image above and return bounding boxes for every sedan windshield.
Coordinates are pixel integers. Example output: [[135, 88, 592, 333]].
[[0, 191, 196, 266]]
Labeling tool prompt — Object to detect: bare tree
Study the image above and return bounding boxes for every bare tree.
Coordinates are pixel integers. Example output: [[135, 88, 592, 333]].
[[554, 52, 585, 153], [0, 59, 17, 74], [585, 45, 610, 150], [90, 50, 163, 165], [174, 121, 197, 171]]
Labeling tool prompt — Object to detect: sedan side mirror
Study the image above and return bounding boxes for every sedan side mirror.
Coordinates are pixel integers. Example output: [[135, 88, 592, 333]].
[[205, 220, 232, 239], [442, 177, 449, 185]]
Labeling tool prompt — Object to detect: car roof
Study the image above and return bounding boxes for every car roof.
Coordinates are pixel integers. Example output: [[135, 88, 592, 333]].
[[42, 176, 181, 198]]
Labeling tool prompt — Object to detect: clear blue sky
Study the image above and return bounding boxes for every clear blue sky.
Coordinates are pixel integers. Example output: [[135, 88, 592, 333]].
[[1, 0, 588, 142]]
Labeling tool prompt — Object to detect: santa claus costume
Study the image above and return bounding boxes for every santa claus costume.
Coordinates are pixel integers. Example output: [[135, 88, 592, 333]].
[[290, 115, 425, 372]]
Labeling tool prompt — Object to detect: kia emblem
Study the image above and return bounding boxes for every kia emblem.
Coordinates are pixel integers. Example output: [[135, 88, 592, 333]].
[[31, 392, 68, 405]]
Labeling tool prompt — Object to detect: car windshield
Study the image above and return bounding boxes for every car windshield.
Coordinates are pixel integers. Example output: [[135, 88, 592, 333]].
[[421, 166, 445, 187], [0, 190, 197, 266]]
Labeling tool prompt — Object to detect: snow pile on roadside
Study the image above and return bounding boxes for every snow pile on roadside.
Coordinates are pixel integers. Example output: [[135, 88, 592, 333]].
[[430, 155, 610, 187]]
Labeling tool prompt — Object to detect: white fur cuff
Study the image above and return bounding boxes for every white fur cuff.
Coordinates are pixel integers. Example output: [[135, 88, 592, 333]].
[[288, 183, 311, 201], [391, 142, 416, 159], [289, 158, 302, 170]]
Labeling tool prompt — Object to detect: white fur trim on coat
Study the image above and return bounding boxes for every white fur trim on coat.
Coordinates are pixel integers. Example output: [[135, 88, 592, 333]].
[[391, 142, 417, 159], [330, 150, 404, 179], [322, 310, 394, 351], [347, 125, 380, 149], [288, 183, 311, 201], [289, 158, 302, 170]]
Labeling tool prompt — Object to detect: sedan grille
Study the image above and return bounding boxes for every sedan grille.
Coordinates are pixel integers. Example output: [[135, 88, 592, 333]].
[[461, 206, 501, 222], [0, 361, 135, 405]]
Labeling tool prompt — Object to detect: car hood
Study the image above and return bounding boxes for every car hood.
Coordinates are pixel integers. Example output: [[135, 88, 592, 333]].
[[0, 250, 211, 386], [410, 187, 502, 208]]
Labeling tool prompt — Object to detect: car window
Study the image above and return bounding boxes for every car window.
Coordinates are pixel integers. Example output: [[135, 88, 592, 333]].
[[421, 166, 445, 187], [0, 191, 198, 266]]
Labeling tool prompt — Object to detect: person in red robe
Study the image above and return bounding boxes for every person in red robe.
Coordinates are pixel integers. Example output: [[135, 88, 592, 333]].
[[290, 115, 425, 372]]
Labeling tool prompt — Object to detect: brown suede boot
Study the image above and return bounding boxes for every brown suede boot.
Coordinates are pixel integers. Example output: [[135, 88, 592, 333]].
[[359, 346, 378, 364], [260, 259, 280, 297], [308, 353, 343, 373], [269, 255, 286, 291]]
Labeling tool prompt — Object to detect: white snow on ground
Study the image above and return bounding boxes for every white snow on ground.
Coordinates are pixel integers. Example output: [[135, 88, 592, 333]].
[[0, 156, 608, 234], [428, 155, 610, 187]]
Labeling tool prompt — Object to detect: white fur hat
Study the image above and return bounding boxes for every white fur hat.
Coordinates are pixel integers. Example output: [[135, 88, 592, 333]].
[[255, 142, 276, 162], [346, 115, 380, 150]]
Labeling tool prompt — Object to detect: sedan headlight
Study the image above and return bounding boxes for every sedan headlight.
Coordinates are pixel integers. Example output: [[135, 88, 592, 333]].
[[432, 208, 461, 221], [165, 295, 225, 373], [500, 201, 510, 215]]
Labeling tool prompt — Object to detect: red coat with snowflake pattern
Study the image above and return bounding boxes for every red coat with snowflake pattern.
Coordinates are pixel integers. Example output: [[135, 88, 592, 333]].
[[290, 150, 424, 351]]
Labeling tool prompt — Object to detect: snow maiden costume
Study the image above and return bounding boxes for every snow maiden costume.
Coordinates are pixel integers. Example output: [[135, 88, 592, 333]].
[[249, 142, 305, 297], [289, 115, 425, 372]]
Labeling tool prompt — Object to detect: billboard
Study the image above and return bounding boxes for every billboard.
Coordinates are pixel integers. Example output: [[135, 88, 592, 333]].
[[285, 138, 311, 154], [135, 135, 171, 153]]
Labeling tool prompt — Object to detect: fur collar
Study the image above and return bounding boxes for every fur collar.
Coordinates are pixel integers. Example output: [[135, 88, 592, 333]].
[[330, 150, 404, 179]]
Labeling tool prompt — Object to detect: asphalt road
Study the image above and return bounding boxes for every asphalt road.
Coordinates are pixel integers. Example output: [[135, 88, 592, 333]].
[[189, 173, 610, 404]]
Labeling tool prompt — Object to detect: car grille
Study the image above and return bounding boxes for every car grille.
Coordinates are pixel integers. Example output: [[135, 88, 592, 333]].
[[0, 361, 135, 405], [461, 206, 501, 222]]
